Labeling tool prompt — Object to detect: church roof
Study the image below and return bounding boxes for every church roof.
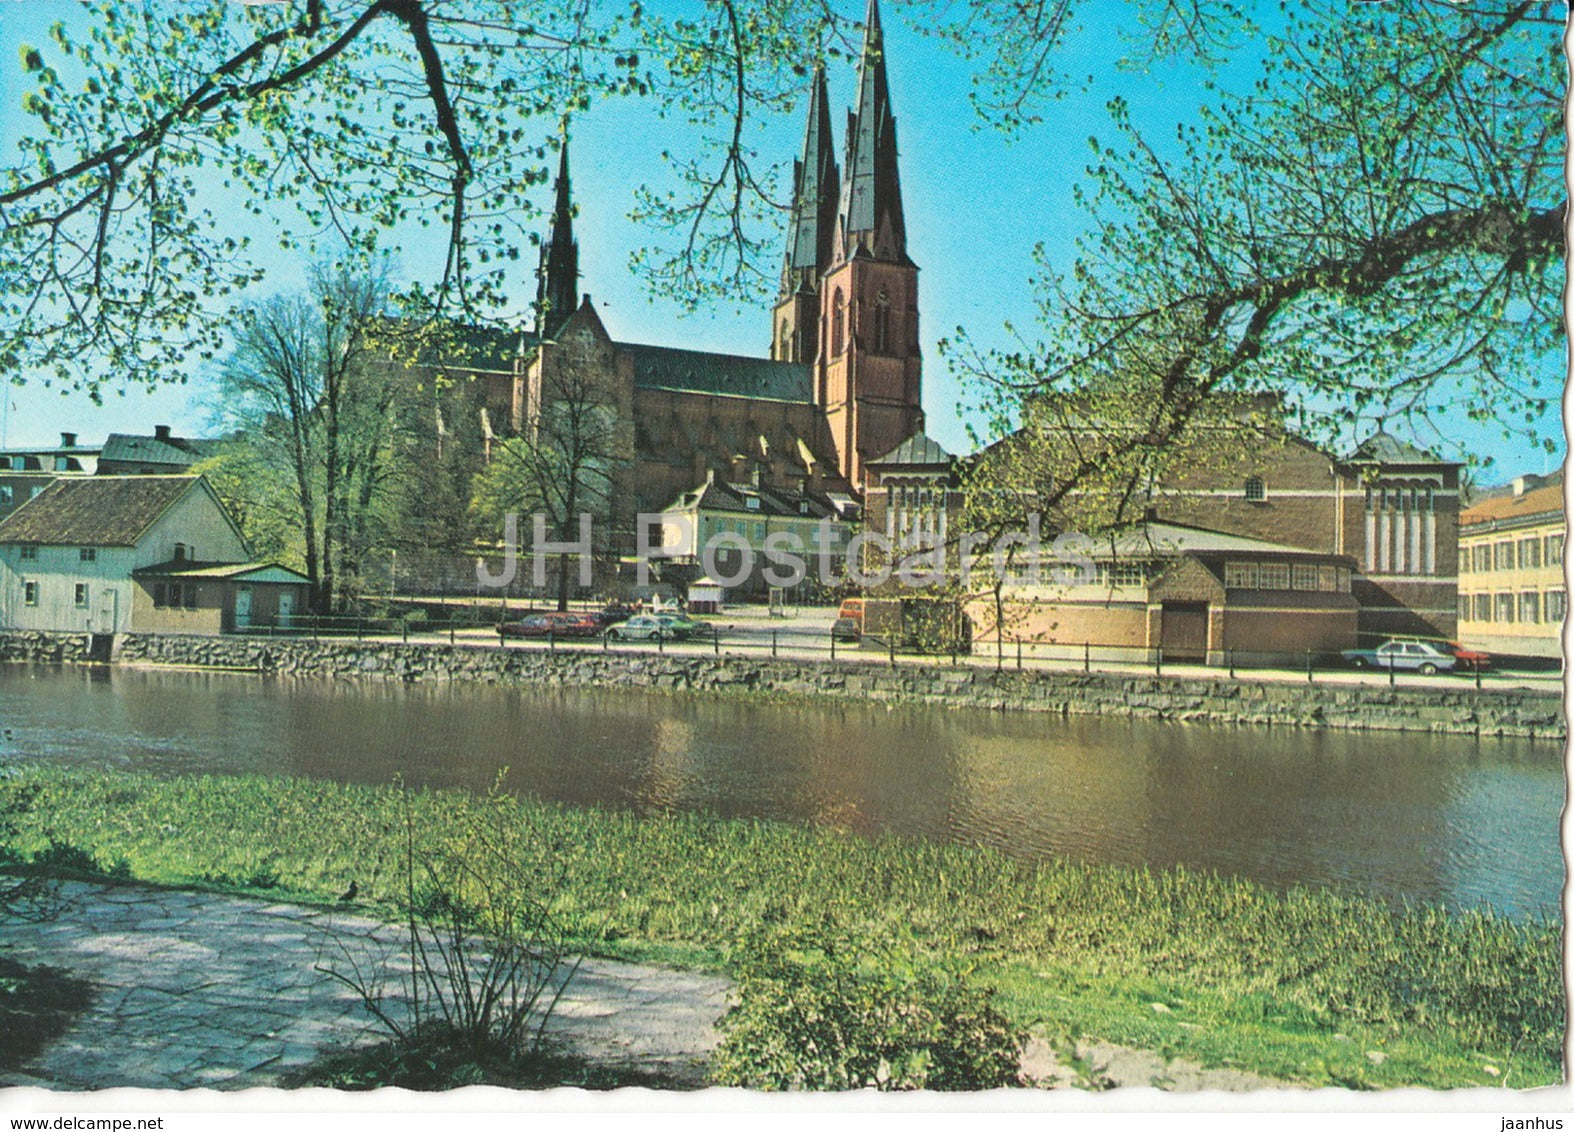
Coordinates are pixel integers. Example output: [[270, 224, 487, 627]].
[[620, 342, 813, 404], [1344, 431, 1454, 465], [869, 431, 951, 467], [780, 64, 840, 294], [1102, 520, 1347, 560], [664, 476, 842, 521]]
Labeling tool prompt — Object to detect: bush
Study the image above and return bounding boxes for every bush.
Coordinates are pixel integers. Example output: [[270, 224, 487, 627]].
[[710, 919, 1023, 1091]]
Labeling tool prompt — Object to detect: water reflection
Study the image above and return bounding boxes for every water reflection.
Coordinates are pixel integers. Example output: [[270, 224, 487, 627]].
[[0, 665, 1562, 918]]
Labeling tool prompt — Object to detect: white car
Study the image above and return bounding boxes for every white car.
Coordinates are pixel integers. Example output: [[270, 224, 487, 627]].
[[1341, 638, 1458, 675]]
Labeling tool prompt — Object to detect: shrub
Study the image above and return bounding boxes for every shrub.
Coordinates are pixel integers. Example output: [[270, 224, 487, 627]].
[[316, 774, 583, 1082], [711, 919, 1023, 1091]]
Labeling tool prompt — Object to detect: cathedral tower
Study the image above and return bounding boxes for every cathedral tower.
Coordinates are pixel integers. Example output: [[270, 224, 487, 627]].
[[814, 0, 923, 487], [535, 135, 579, 340], [772, 64, 839, 365]]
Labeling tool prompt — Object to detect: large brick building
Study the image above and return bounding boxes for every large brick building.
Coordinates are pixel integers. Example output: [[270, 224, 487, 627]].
[[438, 0, 921, 547]]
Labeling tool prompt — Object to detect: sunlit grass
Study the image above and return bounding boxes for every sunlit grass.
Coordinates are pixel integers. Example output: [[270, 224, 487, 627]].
[[0, 765, 1560, 1089]]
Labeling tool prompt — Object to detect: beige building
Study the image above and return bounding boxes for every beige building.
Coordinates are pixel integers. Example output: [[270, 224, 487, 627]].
[[1457, 474, 1565, 660], [0, 475, 307, 637]]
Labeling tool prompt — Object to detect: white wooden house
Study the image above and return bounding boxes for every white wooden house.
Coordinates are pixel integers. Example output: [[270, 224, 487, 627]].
[[0, 475, 306, 635]]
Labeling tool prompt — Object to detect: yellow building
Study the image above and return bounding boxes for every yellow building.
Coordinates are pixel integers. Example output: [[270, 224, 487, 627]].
[[1457, 475, 1565, 659]]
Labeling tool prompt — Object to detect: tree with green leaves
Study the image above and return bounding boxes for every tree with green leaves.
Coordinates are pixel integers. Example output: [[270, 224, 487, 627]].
[[211, 260, 413, 613], [469, 350, 632, 610], [947, 0, 1564, 525]]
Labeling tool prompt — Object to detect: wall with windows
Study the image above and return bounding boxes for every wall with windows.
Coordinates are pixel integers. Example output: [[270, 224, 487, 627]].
[[1457, 497, 1565, 659]]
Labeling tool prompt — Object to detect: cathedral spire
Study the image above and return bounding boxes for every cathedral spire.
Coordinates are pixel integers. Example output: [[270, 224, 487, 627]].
[[779, 63, 840, 299], [536, 132, 579, 339], [837, 0, 906, 263]]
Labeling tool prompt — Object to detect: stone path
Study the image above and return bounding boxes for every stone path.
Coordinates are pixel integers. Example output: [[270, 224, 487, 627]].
[[1, 882, 730, 1090]]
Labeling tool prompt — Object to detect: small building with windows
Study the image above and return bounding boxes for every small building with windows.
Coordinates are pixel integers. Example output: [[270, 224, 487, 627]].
[[967, 520, 1360, 666], [0, 474, 307, 636], [1456, 474, 1565, 660], [649, 468, 860, 599]]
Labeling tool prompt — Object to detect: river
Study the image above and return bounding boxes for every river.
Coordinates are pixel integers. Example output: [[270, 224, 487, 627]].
[[0, 664, 1563, 919]]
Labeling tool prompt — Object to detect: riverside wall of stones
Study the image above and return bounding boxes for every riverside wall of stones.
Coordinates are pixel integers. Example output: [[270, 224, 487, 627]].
[[0, 631, 1563, 739]]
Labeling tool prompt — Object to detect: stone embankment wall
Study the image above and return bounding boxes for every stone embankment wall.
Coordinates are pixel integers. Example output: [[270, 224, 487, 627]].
[[0, 631, 92, 664], [0, 631, 1563, 739]]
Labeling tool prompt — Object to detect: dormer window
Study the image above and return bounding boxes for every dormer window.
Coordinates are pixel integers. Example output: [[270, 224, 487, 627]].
[[1244, 477, 1266, 503], [173, 543, 187, 563], [745, 496, 761, 511]]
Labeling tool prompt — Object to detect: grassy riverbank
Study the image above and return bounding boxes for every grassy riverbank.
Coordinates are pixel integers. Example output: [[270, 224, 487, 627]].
[[0, 765, 1561, 1090]]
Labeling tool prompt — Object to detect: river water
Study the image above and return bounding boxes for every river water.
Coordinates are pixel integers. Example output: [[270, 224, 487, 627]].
[[0, 665, 1563, 918]]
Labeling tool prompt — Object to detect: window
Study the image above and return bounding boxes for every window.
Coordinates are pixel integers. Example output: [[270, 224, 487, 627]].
[[0, 486, 10, 506], [830, 290, 845, 356], [173, 543, 187, 563], [23, 580, 38, 606], [1098, 562, 1145, 587], [1318, 565, 1341, 592], [184, 584, 199, 610], [1224, 562, 1257, 589], [1291, 563, 1320, 590], [1258, 562, 1291, 590], [1494, 593, 1516, 623], [1546, 590, 1566, 623], [1519, 538, 1541, 569], [1244, 477, 1266, 502], [745, 496, 761, 511], [1473, 593, 1491, 622], [79, 547, 96, 563], [1494, 542, 1515, 570], [752, 522, 765, 541], [74, 583, 88, 608], [1458, 595, 1469, 621], [153, 583, 168, 609], [1519, 591, 1540, 624], [1546, 535, 1564, 566], [18, 543, 37, 561], [1473, 545, 1491, 572], [1460, 549, 1471, 575], [873, 291, 891, 353]]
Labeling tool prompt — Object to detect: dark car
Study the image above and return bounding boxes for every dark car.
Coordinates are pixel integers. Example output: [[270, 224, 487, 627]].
[[831, 617, 862, 642], [499, 612, 601, 639], [596, 602, 638, 626]]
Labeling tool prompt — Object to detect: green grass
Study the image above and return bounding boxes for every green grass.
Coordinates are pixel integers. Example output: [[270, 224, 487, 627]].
[[0, 764, 1561, 1090]]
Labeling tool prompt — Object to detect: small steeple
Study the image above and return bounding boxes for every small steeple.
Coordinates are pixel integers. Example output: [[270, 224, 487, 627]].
[[779, 63, 840, 299], [535, 131, 579, 339], [837, 0, 906, 263]]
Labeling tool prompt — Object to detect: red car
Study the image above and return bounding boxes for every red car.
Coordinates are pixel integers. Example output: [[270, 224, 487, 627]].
[[1445, 641, 1493, 672], [499, 612, 602, 639]]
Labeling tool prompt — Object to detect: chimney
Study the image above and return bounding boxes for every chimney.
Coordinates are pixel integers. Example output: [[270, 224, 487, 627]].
[[59, 432, 77, 448], [154, 424, 172, 441]]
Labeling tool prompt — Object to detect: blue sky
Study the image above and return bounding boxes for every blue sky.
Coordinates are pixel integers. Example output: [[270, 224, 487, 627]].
[[1, 0, 1565, 483]]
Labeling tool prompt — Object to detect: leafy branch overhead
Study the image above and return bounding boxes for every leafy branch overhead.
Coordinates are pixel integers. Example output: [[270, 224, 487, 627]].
[[1, 0, 1564, 460], [949, 0, 1565, 491]]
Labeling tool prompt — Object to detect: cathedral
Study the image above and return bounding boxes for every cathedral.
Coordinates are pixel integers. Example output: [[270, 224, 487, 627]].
[[465, 0, 924, 536]]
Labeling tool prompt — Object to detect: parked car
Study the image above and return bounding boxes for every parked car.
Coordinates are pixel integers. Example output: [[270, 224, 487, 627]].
[[1444, 641, 1493, 671], [837, 597, 865, 628], [603, 614, 678, 642], [499, 611, 601, 639], [649, 612, 711, 639], [595, 601, 638, 625], [1341, 638, 1458, 675], [830, 617, 862, 642]]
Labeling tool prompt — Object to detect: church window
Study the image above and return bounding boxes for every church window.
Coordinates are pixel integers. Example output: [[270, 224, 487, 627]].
[[874, 291, 891, 353], [1244, 477, 1266, 502], [831, 290, 846, 355]]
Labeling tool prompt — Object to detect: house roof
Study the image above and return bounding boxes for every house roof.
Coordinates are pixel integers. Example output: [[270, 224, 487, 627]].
[[620, 342, 813, 403], [100, 432, 216, 468], [1460, 481, 1565, 527], [869, 431, 952, 467], [1344, 431, 1454, 465], [0, 475, 209, 547], [662, 476, 843, 521], [133, 560, 310, 583], [1099, 521, 1349, 561]]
